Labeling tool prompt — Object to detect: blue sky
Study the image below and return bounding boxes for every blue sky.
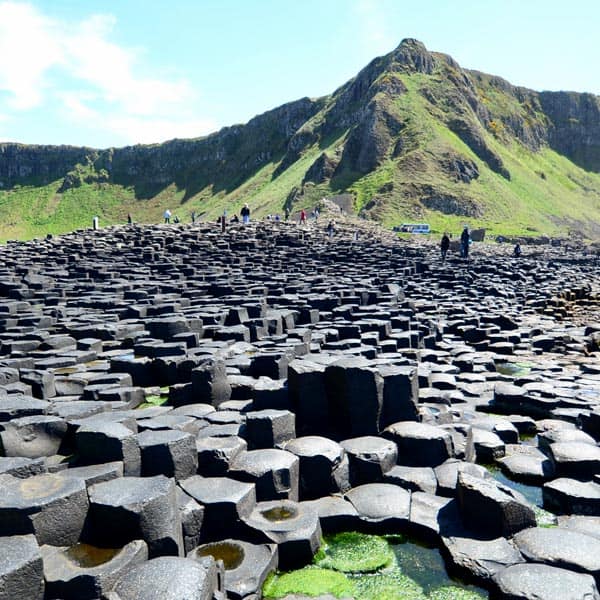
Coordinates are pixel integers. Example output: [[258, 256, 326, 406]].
[[0, 0, 598, 148]]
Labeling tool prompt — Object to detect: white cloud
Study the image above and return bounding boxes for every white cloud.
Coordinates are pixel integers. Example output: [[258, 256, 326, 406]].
[[0, 1, 215, 144], [0, 2, 62, 109]]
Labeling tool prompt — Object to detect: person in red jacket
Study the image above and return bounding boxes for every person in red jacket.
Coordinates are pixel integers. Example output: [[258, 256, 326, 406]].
[[300, 209, 306, 225]]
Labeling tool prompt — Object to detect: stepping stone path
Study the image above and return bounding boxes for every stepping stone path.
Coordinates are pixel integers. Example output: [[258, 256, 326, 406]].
[[0, 219, 598, 599]]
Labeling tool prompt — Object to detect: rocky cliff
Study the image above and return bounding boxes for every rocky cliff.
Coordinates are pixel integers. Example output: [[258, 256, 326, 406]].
[[1, 39, 600, 239]]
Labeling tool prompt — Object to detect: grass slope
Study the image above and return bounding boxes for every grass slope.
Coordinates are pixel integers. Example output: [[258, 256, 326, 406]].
[[2, 61, 600, 241]]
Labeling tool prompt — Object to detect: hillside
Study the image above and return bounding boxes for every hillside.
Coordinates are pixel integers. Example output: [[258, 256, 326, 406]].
[[1, 39, 600, 240]]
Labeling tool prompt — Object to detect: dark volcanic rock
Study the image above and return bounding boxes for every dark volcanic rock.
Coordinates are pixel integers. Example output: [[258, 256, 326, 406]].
[[0, 534, 44, 600], [493, 563, 600, 600], [110, 555, 222, 600], [0, 474, 88, 545]]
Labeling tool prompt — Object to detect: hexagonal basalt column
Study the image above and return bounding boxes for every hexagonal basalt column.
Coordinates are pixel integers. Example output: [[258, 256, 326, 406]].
[[229, 449, 299, 502], [110, 556, 223, 600], [179, 475, 256, 542], [87, 476, 182, 558], [0, 534, 44, 600], [0, 474, 88, 545], [137, 429, 198, 480], [41, 540, 148, 600], [188, 539, 277, 600], [284, 436, 350, 499], [243, 500, 321, 570]]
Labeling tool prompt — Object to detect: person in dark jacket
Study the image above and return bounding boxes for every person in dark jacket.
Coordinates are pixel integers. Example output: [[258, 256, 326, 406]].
[[440, 233, 450, 260], [460, 227, 471, 259], [241, 203, 250, 224]]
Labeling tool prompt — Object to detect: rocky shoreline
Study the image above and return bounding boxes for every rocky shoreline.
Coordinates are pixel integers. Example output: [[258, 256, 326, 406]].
[[0, 220, 599, 599]]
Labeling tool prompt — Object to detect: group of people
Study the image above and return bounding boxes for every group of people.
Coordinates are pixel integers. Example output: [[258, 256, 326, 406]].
[[155, 204, 349, 237], [162, 209, 180, 224], [440, 227, 523, 260]]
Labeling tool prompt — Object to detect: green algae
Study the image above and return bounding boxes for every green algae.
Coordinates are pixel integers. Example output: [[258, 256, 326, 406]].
[[263, 532, 489, 599], [263, 567, 355, 598], [315, 532, 395, 573], [533, 505, 558, 527], [352, 571, 425, 600], [429, 587, 488, 600], [495, 362, 533, 377], [136, 394, 168, 409]]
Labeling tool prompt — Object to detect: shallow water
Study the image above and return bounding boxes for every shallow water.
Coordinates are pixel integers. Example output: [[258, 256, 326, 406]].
[[387, 539, 487, 598], [196, 541, 244, 570], [488, 466, 542, 506], [261, 506, 298, 522], [64, 543, 120, 568]]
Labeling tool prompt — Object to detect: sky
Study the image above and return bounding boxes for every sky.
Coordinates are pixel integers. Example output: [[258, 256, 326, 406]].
[[0, 0, 598, 148]]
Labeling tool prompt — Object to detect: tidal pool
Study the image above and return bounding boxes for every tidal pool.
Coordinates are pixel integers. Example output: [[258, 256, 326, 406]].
[[495, 361, 533, 377], [263, 532, 488, 599], [64, 543, 121, 568]]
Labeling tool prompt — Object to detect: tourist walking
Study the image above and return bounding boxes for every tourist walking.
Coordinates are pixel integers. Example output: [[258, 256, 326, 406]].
[[440, 232, 450, 261], [460, 227, 470, 259], [127, 213, 132, 225], [241, 203, 251, 224], [163, 209, 172, 224], [300, 209, 306, 225]]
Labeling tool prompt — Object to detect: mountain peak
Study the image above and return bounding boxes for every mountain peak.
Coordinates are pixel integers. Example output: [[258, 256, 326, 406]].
[[392, 38, 435, 74]]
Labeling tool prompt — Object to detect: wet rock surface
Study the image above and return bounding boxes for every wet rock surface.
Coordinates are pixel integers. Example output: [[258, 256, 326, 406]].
[[0, 220, 598, 598]]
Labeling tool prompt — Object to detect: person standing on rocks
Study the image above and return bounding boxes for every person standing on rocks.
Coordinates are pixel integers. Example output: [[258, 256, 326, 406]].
[[461, 227, 471, 259], [326, 219, 336, 239], [127, 213, 133, 225], [163, 209, 172, 224], [441, 232, 450, 261], [241, 203, 251, 224], [300, 209, 307, 225], [513, 243, 522, 258]]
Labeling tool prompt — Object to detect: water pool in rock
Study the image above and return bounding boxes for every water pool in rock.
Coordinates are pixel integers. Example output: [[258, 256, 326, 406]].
[[64, 543, 121, 568], [495, 362, 533, 377], [489, 467, 543, 507], [263, 532, 488, 599]]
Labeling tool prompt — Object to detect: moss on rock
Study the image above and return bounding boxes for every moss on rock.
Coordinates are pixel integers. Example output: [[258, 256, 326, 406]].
[[263, 566, 355, 599], [352, 571, 425, 600], [315, 532, 395, 573], [429, 586, 487, 599]]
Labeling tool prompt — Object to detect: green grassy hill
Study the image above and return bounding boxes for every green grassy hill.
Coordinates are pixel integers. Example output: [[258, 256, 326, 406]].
[[1, 39, 600, 241]]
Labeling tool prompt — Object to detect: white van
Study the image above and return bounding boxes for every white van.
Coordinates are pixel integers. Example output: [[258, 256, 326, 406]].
[[394, 223, 431, 234]]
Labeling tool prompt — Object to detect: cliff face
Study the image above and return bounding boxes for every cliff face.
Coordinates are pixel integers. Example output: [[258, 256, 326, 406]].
[[0, 144, 95, 186], [1, 39, 600, 239], [538, 91, 600, 172], [0, 96, 324, 192]]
